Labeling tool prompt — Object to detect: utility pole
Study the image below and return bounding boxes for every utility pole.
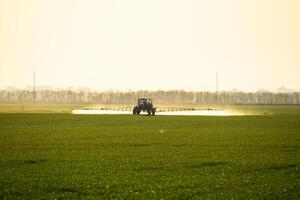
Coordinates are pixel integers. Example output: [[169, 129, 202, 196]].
[[216, 69, 219, 104], [33, 68, 36, 103]]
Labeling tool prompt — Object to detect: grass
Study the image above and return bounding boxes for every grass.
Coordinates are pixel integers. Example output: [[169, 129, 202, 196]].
[[0, 106, 300, 199]]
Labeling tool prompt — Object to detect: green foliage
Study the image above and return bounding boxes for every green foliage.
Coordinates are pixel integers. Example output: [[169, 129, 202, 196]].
[[0, 109, 300, 199]]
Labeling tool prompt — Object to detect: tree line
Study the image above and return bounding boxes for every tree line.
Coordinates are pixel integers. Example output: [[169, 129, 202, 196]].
[[0, 89, 299, 104]]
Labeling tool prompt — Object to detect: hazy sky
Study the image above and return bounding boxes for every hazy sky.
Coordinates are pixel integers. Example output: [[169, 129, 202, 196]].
[[0, 0, 299, 91]]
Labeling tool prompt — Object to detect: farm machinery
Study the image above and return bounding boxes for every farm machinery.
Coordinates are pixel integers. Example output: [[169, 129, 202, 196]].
[[72, 98, 220, 116], [133, 98, 156, 115]]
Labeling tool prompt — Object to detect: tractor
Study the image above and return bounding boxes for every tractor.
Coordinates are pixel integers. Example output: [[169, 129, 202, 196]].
[[133, 98, 156, 115]]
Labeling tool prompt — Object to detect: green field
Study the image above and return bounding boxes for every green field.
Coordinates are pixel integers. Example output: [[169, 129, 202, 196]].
[[0, 106, 300, 199]]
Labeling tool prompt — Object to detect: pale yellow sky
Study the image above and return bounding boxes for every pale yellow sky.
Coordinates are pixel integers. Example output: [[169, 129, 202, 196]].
[[0, 0, 299, 91]]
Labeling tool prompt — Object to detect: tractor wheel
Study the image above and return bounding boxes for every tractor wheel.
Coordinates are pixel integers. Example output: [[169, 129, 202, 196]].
[[133, 107, 137, 115], [152, 108, 156, 116]]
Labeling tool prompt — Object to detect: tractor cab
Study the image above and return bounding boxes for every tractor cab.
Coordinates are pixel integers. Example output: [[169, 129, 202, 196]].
[[138, 98, 152, 106]]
